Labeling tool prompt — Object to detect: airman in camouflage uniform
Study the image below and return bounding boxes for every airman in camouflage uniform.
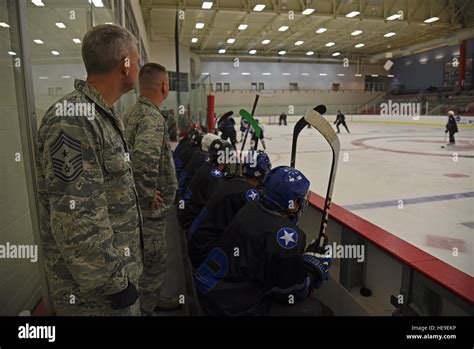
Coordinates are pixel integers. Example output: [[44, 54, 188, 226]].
[[36, 25, 143, 316], [124, 63, 178, 314]]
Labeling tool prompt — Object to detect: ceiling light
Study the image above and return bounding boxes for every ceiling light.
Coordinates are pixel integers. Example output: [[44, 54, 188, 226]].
[[104, 22, 114, 25], [355, 43, 365, 48], [278, 26, 289, 32], [346, 11, 360, 18], [89, 0, 104, 7], [295, 41, 304, 46], [371, 74, 379, 77], [319, 73, 327, 76], [316, 28, 327, 34], [301, 73, 309, 76], [302, 8, 315, 15], [227, 38, 235, 44], [249, 49, 257, 55], [278, 50, 286, 55], [72, 38, 81, 44], [195, 22, 205, 29], [262, 72, 271, 75], [262, 39, 271, 44], [55, 22, 66, 28], [0, 22, 10, 28], [332, 52, 341, 56], [218, 49, 226, 54], [351, 30, 363, 36], [238, 24, 248, 30], [8, 51, 16, 56], [424, 17, 439, 23], [325, 42, 335, 47], [282, 73, 290, 75], [38, 76, 48, 79], [355, 73, 363, 77], [220, 72, 229, 75], [306, 51, 314, 56], [202, 72, 210, 75], [31, 0, 45, 6], [337, 73, 345, 76], [191, 37, 198, 43], [253, 4, 265, 11], [51, 50, 60, 55], [62, 75, 71, 79], [241, 72, 250, 75], [387, 13, 401, 21], [202, 1, 213, 9], [33, 39, 44, 44], [384, 32, 396, 37], [387, 74, 395, 77]]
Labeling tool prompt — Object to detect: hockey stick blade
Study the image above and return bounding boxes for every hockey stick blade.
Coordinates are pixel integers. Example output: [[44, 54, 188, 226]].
[[290, 105, 328, 168], [303, 107, 340, 249], [290, 117, 308, 168], [240, 95, 260, 151], [239, 109, 261, 139]]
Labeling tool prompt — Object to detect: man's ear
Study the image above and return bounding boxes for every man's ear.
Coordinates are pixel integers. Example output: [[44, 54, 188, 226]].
[[161, 80, 167, 94], [123, 57, 131, 76]]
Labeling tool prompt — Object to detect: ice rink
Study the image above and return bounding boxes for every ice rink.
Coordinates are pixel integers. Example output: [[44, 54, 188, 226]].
[[248, 118, 474, 277]]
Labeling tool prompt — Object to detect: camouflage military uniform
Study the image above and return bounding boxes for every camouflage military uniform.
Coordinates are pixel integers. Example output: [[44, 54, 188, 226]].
[[124, 95, 178, 313], [36, 80, 144, 316]]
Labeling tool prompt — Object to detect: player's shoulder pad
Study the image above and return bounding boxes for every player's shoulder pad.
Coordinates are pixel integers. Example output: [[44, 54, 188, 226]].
[[276, 227, 299, 250]]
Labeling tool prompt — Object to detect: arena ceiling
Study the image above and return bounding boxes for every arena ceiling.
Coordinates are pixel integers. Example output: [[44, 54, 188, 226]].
[[141, 0, 474, 60]]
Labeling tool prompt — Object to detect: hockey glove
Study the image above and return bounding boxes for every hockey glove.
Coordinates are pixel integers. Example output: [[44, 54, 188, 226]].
[[303, 241, 332, 289], [110, 281, 139, 310]]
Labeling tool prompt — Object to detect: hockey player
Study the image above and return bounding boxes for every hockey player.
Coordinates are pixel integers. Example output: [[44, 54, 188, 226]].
[[188, 151, 272, 268], [220, 112, 237, 147], [177, 133, 219, 198], [194, 166, 333, 316], [279, 112, 287, 126], [240, 118, 249, 142], [173, 127, 202, 180], [445, 110, 458, 145], [250, 119, 266, 150], [334, 110, 350, 133], [178, 139, 233, 230]]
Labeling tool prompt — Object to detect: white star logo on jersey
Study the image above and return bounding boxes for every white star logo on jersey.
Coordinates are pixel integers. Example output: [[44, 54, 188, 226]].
[[211, 169, 223, 177], [246, 189, 259, 202], [276, 228, 298, 249]]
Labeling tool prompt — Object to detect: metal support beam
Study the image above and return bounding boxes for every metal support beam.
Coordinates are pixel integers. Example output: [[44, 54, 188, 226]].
[[199, 10, 219, 51]]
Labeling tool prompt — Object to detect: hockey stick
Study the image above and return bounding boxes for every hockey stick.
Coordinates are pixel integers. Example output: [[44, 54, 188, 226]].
[[240, 94, 260, 151], [441, 132, 447, 148], [290, 105, 327, 168], [291, 105, 340, 249]]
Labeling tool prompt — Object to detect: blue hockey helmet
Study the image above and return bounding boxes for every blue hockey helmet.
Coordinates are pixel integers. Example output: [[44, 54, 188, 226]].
[[263, 166, 310, 215], [242, 150, 272, 179]]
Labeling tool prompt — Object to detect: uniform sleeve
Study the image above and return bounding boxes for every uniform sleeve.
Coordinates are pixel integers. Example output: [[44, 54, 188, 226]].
[[129, 111, 165, 205], [39, 117, 127, 296], [264, 229, 310, 300]]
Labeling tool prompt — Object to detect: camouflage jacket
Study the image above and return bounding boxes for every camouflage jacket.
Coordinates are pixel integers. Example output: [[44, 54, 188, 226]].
[[36, 80, 143, 301], [124, 95, 178, 219]]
